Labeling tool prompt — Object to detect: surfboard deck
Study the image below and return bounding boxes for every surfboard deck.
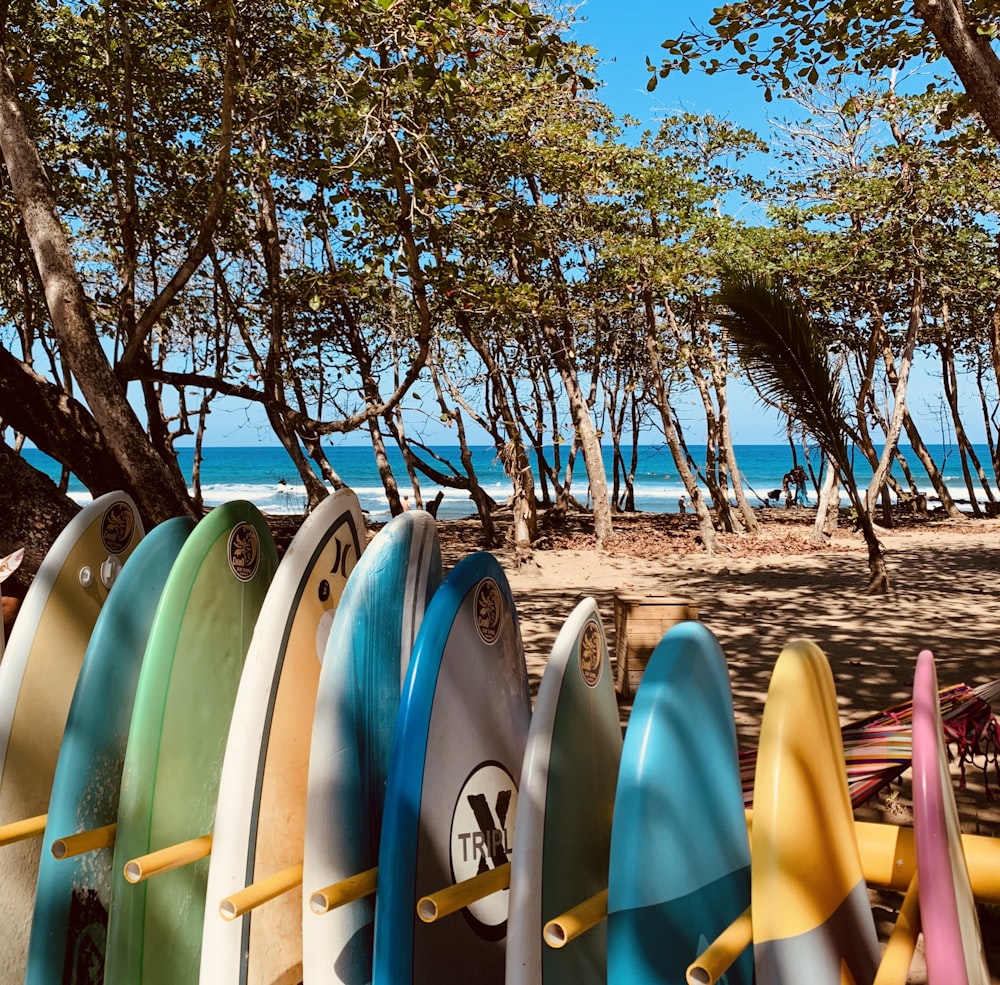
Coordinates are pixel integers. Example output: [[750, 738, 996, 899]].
[[302, 509, 443, 983], [103, 501, 277, 985], [372, 550, 530, 985], [26, 516, 195, 985], [198, 489, 366, 985], [506, 596, 621, 985], [0, 491, 143, 983], [607, 619, 752, 985], [506, 598, 622, 985], [913, 649, 991, 985], [751, 639, 879, 985]]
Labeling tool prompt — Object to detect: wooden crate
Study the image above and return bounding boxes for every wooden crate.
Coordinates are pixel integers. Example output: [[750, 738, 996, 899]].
[[614, 594, 699, 700]]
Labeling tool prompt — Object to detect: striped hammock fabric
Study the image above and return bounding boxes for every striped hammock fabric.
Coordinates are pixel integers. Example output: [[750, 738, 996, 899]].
[[740, 680, 1000, 808]]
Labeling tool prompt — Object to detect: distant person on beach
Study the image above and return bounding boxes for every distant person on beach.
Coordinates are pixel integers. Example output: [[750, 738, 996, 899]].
[[789, 465, 807, 506], [402, 494, 411, 511], [678, 495, 687, 514]]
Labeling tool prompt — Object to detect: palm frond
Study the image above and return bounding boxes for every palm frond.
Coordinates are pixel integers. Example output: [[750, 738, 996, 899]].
[[715, 268, 850, 473]]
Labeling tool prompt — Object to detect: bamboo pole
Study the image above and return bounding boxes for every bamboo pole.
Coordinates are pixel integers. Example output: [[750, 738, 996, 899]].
[[417, 862, 511, 923], [124, 834, 213, 884], [220, 862, 303, 920], [309, 866, 378, 915], [0, 813, 46, 847], [542, 889, 608, 948], [685, 906, 752, 985], [51, 822, 116, 859], [873, 875, 921, 985]]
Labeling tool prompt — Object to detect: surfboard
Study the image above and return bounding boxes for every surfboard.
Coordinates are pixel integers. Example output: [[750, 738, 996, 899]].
[[0, 491, 143, 984], [103, 501, 277, 985], [751, 639, 880, 985], [912, 649, 991, 985], [505, 596, 620, 985], [371, 550, 530, 985], [606, 619, 752, 985], [26, 516, 195, 985], [301, 509, 443, 984], [198, 489, 366, 985]]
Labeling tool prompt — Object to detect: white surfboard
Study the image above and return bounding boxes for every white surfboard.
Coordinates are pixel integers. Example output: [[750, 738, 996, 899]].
[[199, 490, 366, 985]]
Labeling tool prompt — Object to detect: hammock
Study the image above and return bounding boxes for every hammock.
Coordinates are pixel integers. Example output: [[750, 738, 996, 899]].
[[740, 680, 1000, 808]]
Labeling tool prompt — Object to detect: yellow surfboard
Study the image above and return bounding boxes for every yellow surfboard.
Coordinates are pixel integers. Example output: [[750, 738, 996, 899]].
[[751, 640, 880, 985]]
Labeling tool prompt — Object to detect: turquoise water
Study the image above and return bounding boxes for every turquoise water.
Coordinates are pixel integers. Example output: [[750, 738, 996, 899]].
[[23, 443, 995, 520]]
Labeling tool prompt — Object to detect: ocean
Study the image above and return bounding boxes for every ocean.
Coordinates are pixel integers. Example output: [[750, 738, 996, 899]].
[[22, 443, 997, 521]]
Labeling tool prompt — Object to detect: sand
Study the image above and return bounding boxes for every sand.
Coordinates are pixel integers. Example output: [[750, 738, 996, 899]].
[[435, 508, 1000, 981]]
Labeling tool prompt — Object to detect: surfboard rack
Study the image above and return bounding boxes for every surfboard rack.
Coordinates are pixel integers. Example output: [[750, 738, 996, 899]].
[[0, 812, 47, 847], [308, 865, 378, 915], [416, 861, 511, 924], [124, 833, 213, 883], [219, 862, 303, 920], [51, 822, 117, 859], [542, 888, 607, 948]]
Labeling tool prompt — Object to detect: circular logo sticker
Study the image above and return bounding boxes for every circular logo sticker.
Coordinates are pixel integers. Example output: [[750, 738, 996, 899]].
[[449, 760, 517, 939], [579, 620, 603, 687], [474, 579, 503, 645], [228, 522, 260, 582], [101, 501, 136, 555]]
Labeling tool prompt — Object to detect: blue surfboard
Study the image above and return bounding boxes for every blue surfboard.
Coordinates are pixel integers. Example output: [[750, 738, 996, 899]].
[[302, 509, 443, 983], [607, 620, 752, 985], [26, 516, 195, 985], [372, 551, 531, 985]]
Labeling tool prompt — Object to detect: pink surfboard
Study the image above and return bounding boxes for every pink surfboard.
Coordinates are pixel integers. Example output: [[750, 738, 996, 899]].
[[912, 649, 990, 985]]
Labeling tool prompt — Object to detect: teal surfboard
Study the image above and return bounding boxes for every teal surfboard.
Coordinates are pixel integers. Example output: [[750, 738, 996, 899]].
[[372, 551, 531, 985], [26, 516, 195, 985], [0, 491, 143, 984], [506, 596, 622, 985], [607, 620, 752, 985], [103, 501, 277, 985], [302, 509, 443, 983]]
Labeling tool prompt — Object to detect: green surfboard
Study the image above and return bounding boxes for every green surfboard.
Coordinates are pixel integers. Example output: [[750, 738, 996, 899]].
[[103, 501, 277, 985]]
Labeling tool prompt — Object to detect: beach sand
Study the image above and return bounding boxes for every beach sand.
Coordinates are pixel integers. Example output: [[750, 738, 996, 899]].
[[433, 507, 1000, 981]]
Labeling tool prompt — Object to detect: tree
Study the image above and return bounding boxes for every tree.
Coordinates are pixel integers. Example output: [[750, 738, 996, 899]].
[[716, 269, 891, 592], [654, 1, 1000, 147]]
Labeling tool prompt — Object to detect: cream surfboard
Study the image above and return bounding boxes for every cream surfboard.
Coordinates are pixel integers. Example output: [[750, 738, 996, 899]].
[[302, 509, 442, 984], [103, 501, 277, 985], [506, 596, 621, 985], [912, 649, 990, 985], [26, 516, 195, 985], [751, 640, 880, 985], [198, 489, 366, 985], [0, 491, 143, 983], [372, 551, 531, 985]]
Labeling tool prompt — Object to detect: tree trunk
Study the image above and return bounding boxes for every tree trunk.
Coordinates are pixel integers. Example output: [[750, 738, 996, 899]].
[[715, 367, 759, 532], [812, 457, 840, 543], [538, 317, 613, 547], [0, 442, 81, 596], [643, 292, 717, 552], [913, 0, 1000, 144], [865, 280, 921, 515], [0, 54, 193, 524]]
